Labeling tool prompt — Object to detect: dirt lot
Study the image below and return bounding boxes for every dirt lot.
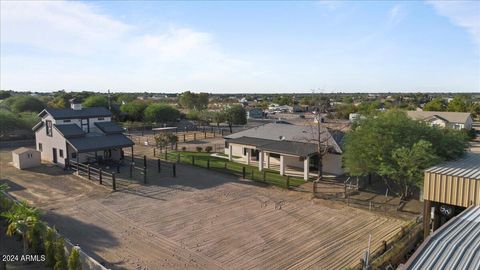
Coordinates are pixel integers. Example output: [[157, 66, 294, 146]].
[[1, 148, 407, 270]]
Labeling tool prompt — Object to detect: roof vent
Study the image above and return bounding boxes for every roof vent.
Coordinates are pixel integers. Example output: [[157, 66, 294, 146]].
[[69, 98, 83, 110]]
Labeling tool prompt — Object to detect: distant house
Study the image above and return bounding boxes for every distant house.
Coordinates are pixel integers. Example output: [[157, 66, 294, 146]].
[[224, 123, 344, 179], [33, 99, 134, 167], [406, 111, 473, 130], [247, 108, 264, 119]]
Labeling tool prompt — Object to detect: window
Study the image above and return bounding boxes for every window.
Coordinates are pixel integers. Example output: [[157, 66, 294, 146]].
[[243, 148, 247, 156], [71, 152, 77, 159], [38, 143, 43, 152], [46, 120, 53, 137], [98, 117, 104, 120], [59, 149, 64, 158], [27, 153, 32, 158], [63, 119, 71, 123]]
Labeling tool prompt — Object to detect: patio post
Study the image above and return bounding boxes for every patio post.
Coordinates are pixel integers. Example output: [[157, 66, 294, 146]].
[[279, 155, 285, 176], [246, 149, 251, 165], [131, 146, 134, 162], [99, 169, 102, 185], [228, 145, 233, 161], [303, 156, 310, 181], [258, 150, 264, 171], [266, 153, 270, 169]]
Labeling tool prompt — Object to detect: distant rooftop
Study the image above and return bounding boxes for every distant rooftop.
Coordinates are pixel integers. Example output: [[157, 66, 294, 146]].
[[406, 111, 472, 124]]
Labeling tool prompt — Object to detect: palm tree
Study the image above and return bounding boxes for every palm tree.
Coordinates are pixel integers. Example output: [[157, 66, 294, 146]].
[[2, 201, 46, 255]]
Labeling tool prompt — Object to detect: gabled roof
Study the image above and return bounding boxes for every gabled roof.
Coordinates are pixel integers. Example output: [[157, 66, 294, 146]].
[[38, 107, 112, 120], [53, 124, 86, 138], [404, 205, 480, 270], [407, 111, 472, 124], [67, 134, 134, 153], [12, 147, 38, 155], [32, 121, 44, 132], [94, 122, 124, 134], [225, 123, 343, 154]]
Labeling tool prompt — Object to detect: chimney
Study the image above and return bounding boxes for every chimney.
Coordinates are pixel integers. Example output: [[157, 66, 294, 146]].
[[69, 98, 83, 110]]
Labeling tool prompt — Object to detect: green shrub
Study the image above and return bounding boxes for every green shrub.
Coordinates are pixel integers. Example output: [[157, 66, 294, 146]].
[[196, 146, 203, 152], [205, 146, 213, 153], [44, 228, 57, 267], [54, 237, 67, 270], [67, 247, 82, 270]]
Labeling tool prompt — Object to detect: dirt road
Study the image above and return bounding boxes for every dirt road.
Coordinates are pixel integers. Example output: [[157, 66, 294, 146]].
[[1, 149, 407, 270]]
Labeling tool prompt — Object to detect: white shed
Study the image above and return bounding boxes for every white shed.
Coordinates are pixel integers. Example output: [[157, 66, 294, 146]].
[[12, 147, 41, 169]]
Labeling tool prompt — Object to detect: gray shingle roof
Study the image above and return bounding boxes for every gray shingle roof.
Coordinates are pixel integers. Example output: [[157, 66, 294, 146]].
[[54, 124, 86, 138], [407, 111, 472, 124], [228, 136, 319, 157], [94, 122, 124, 134], [67, 134, 134, 153], [39, 107, 112, 120], [404, 205, 480, 270], [225, 123, 343, 154]]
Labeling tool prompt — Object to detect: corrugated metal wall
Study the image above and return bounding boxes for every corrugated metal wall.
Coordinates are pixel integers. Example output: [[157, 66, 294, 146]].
[[424, 172, 480, 207]]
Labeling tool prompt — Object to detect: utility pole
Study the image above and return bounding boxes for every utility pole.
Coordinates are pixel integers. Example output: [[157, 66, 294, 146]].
[[108, 89, 111, 111]]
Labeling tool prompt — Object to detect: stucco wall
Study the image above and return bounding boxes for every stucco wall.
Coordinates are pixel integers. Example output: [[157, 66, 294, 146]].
[[35, 123, 67, 165]]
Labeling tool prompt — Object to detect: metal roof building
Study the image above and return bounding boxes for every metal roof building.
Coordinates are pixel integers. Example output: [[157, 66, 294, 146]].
[[423, 153, 480, 208], [403, 205, 480, 270]]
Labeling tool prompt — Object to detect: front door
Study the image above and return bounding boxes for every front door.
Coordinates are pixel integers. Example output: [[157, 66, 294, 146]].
[[52, 148, 58, 163]]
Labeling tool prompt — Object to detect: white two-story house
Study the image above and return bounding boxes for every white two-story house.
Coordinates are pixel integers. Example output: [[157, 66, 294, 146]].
[[32, 99, 134, 167]]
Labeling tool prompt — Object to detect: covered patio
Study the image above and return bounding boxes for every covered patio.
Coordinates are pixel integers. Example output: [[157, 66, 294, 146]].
[[226, 137, 320, 180]]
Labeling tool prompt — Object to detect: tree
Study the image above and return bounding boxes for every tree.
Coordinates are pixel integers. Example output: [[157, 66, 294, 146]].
[[378, 140, 439, 199], [54, 237, 67, 270], [67, 247, 82, 270], [2, 201, 46, 255], [212, 111, 226, 128], [4, 96, 45, 113], [343, 110, 467, 199], [447, 96, 468, 112], [0, 90, 12, 99], [154, 132, 178, 149], [120, 101, 148, 121], [178, 91, 209, 110], [224, 105, 246, 133], [82, 95, 108, 108], [424, 98, 446, 111], [44, 227, 57, 267], [144, 103, 180, 123]]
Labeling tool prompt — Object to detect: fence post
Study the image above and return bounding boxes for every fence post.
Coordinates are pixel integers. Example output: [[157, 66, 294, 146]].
[[286, 176, 290, 189], [221, 129, 224, 136], [213, 132, 216, 138], [204, 131, 207, 139], [173, 163, 176, 177], [194, 133, 196, 140], [164, 151, 167, 160], [117, 165, 120, 173], [207, 159, 210, 169], [153, 147, 156, 157], [112, 173, 116, 191], [99, 169, 102, 185], [76, 162, 79, 175], [129, 164, 133, 179], [158, 159, 161, 172], [175, 142, 178, 150], [87, 164, 91, 180], [143, 155, 147, 168], [183, 134, 186, 142], [144, 167, 147, 184], [242, 167, 246, 179], [192, 156, 195, 165]]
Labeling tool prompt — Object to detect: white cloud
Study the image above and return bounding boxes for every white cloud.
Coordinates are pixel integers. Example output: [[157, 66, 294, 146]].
[[427, 1, 480, 46], [0, 0, 257, 91], [388, 5, 405, 26]]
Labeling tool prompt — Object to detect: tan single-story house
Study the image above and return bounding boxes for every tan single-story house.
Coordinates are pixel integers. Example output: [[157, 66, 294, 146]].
[[12, 147, 41, 169], [224, 123, 344, 180], [407, 111, 473, 130]]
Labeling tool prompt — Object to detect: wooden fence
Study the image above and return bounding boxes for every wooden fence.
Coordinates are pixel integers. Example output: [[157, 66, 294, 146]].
[[70, 160, 118, 191]]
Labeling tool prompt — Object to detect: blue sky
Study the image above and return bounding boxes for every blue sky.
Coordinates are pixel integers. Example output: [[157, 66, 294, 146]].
[[1, 1, 479, 93]]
